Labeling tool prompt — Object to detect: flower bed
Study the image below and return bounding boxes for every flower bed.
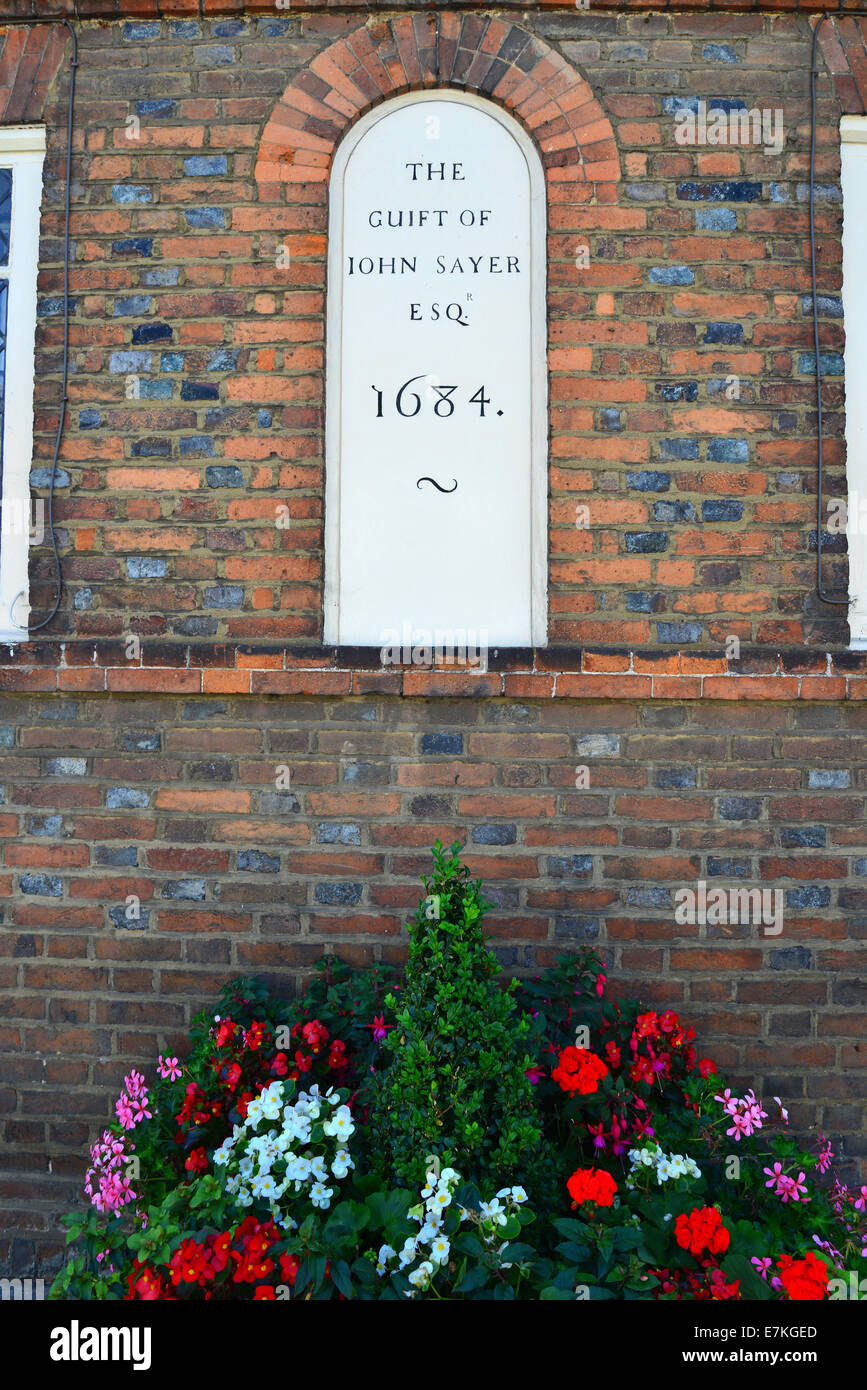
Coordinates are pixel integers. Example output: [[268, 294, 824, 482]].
[[51, 843, 866, 1302]]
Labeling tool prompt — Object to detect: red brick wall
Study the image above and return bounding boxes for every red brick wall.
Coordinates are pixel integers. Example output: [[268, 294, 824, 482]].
[[14, 7, 857, 649]]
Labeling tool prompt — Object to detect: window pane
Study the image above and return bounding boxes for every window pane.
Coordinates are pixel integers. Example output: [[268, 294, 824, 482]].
[[0, 170, 12, 267]]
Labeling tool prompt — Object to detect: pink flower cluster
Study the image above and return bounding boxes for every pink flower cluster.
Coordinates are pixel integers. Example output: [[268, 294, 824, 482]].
[[84, 1131, 137, 1215], [714, 1086, 768, 1142], [114, 1069, 152, 1132], [763, 1162, 810, 1204]]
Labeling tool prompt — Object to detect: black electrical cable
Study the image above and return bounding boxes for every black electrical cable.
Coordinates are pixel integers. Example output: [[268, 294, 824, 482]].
[[1, 18, 77, 635], [809, 13, 864, 607]]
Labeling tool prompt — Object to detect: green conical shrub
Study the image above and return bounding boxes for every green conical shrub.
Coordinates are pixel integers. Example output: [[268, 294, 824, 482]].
[[371, 840, 550, 1195]]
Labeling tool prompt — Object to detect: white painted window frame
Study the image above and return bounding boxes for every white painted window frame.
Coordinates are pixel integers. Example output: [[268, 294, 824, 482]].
[[0, 126, 46, 643], [841, 116, 867, 647], [323, 90, 549, 647]]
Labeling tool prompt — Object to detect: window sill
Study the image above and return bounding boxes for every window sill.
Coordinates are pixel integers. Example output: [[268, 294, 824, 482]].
[[0, 643, 864, 700]]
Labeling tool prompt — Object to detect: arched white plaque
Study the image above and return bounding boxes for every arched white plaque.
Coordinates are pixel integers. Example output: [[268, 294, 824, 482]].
[[324, 90, 548, 649]]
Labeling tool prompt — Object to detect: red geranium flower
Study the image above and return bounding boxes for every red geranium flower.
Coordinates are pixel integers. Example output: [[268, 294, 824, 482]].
[[566, 1167, 617, 1208], [776, 1252, 829, 1301], [552, 1046, 609, 1097], [674, 1206, 730, 1258]]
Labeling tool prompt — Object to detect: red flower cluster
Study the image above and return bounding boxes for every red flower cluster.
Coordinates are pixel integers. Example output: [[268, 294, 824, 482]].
[[566, 1167, 618, 1208], [652, 1265, 740, 1301], [674, 1206, 730, 1258], [285, 1020, 349, 1082], [127, 1216, 301, 1301], [552, 1047, 609, 1097], [776, 1252, 829, 1301]]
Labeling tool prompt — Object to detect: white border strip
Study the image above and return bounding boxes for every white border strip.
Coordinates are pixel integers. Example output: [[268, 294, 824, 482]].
[[323, 91, 548, 646]]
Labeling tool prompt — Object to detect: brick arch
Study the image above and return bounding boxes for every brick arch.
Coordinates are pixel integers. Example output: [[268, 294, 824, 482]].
[[255, 14, 618, 189], [0, 23, 69, 124], [815, 16, 867, 116]]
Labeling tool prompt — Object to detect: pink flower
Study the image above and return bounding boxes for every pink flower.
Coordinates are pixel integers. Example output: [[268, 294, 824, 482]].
[[525, 1064, 545, 1085], [595, 974, 606, 998], [765, 1163, 809, 1203], [816, 1135, 833, 1174], [854, 1186, 867, 1213], [114, 1094, 135, 1131], [751, 1257, 772, 1281], [773, 1095, 789, 1125], [157, 1055, 182, 1082], [131, 1096, 152, 1124]]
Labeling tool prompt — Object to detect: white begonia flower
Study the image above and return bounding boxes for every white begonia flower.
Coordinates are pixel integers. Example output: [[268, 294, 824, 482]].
[[323, 1105, 354, 1143], [213, 1142, 232, 1166], [429, 1234, 450, 1265], [510, 1186, 528, 1204], [310, 1155, 329, 1181], [431, 1188, 452, 1213], [398, 1238, 418, 1269], [439, 1168, 458, 1185], [418, 1219, 440, 1243], [245, 1099, 264, 1126], [408, 1261, 434, 1288], [236, 1188, 253, 1208], [310, 1182, 333, 1210], [239, 1156, 254, 1179], [253, 1173, 278, 1200], [480, 1199, 508, 1226]]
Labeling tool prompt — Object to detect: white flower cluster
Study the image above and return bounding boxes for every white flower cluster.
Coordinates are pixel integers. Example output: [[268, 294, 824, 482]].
[[213, 1081, 354, 1227], [375, 1168, 528, 1295], [626, 1144, 701, 1188]]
